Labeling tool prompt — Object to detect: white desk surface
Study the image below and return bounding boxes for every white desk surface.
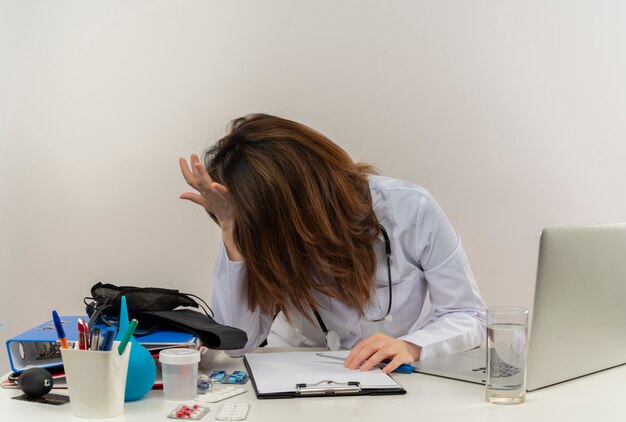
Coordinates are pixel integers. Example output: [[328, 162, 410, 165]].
[[2, 349, 623, 422]]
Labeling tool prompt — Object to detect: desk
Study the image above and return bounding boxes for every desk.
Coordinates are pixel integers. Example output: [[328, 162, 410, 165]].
[[2, 349, 623, 422]]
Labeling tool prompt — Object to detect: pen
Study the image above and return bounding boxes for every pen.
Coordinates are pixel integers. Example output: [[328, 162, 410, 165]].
[[89, 327, 102, 351], [51, 310, 68, 349], [117, 319, 138, 355], [102, 326, 117, 351], [77, 318, 89, 350], [316, 352, 415, 374]]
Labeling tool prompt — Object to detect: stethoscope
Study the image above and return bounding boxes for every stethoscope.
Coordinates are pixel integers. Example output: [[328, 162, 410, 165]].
[[313, 224, 393, 351]]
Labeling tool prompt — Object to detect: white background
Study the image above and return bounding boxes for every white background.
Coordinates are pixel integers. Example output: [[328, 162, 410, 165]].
[[1, 0, 625, 375]]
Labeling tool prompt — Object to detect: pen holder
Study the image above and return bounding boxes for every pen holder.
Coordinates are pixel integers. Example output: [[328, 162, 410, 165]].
[[61, 342, 131, 418]]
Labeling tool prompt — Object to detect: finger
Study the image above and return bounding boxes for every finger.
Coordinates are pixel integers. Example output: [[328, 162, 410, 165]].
[[344, 342, 366, 368], [179, 157, 199, 189], [213, 182, 228, 196], [360, 349, 393, 372], [345, 337, 374, 368], [380, 356, 405, 374], [212, 182, 230, 202], [179, 192, 208, 208], [190, 153, 201, 167], [193, 162, 216, 191], [345, 333, 385, 368], [345, 339, 380, 370]]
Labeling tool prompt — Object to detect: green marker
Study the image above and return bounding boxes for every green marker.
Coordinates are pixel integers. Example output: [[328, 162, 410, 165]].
[[117, 319, 138, 355]]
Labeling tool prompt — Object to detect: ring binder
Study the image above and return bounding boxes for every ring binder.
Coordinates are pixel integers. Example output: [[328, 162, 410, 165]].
[[296, 380, 361, 395], [6, 316, 199, 373]]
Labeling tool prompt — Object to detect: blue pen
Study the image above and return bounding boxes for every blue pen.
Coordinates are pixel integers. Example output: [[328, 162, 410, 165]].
[[52, 310, 69, 349], [316, 352, 415, 374], [102, 326, 117, 351], [381, 359, 414, 374]]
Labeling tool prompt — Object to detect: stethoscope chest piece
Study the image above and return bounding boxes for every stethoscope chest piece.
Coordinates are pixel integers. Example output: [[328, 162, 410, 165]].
[[325, 330, 341, 351], [314, 309, 342, 351]]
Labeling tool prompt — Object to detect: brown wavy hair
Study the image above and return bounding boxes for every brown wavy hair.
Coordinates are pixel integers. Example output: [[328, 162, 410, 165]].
[[204, 114, 380, 321]]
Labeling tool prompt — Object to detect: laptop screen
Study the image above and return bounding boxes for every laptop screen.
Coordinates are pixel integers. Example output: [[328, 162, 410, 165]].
[[414, 222, 626, 391], [525, 222, 626, 390]]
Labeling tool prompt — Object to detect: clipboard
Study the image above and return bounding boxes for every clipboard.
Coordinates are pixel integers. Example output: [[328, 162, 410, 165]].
[[243, 351, 407, 399]]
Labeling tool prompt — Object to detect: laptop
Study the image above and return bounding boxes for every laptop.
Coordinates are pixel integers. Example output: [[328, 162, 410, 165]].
[[414, 222, 626, 391]]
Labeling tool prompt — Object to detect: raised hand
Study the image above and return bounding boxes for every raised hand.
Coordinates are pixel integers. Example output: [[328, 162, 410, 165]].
[[179, 154, 243, 261], [179, 154, 233, 228]]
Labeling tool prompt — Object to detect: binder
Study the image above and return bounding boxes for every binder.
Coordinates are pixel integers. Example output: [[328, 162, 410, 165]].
[[5, 316, 198, 373], [243, 350, 407, 399]]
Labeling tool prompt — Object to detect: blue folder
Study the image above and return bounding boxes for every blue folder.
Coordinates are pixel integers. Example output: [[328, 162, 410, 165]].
[[5, 316, 198, 373]]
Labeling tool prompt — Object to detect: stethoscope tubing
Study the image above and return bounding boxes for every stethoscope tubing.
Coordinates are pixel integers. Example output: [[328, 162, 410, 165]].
[[314, 224, 393, 350]]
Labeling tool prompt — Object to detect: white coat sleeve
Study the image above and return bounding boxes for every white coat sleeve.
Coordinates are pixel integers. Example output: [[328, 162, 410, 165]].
[[210, 242, 274, 357], [398, 194, 486, 360]]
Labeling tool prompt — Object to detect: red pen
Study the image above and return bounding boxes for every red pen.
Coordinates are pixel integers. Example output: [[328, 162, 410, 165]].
[[77, 318, 89, 350]]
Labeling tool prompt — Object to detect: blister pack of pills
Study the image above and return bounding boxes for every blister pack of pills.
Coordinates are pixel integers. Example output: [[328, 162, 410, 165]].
[[222, 370, 249, 384], [167, 404, 210, 420], [196, 386, 247, 403], [209, 370, 228, 383], [215, 403, 250, 421]]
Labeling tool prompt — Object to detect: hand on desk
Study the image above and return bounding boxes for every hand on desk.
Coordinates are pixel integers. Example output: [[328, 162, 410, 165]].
[[345, 333, 421, 374]]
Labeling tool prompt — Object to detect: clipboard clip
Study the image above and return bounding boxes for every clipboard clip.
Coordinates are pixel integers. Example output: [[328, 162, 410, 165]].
[[296, 380, 361, 395]]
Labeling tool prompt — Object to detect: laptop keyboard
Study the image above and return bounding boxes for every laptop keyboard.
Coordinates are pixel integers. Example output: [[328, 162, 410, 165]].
[[471, 348, 522, 378], [488, 348, 522, 378]]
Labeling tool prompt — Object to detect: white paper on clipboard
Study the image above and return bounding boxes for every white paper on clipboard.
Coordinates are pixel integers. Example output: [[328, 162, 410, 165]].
[[244, 350, 403, 395]]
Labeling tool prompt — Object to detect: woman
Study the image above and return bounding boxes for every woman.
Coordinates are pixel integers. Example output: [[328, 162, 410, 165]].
[[179, 114, 485, 373]]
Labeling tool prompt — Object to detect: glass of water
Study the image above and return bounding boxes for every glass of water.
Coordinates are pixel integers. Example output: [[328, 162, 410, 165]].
[[486, 306, 529, 404]]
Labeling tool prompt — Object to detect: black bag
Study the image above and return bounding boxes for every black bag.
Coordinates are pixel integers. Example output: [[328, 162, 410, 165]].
[[85, 282, 248, 350]]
